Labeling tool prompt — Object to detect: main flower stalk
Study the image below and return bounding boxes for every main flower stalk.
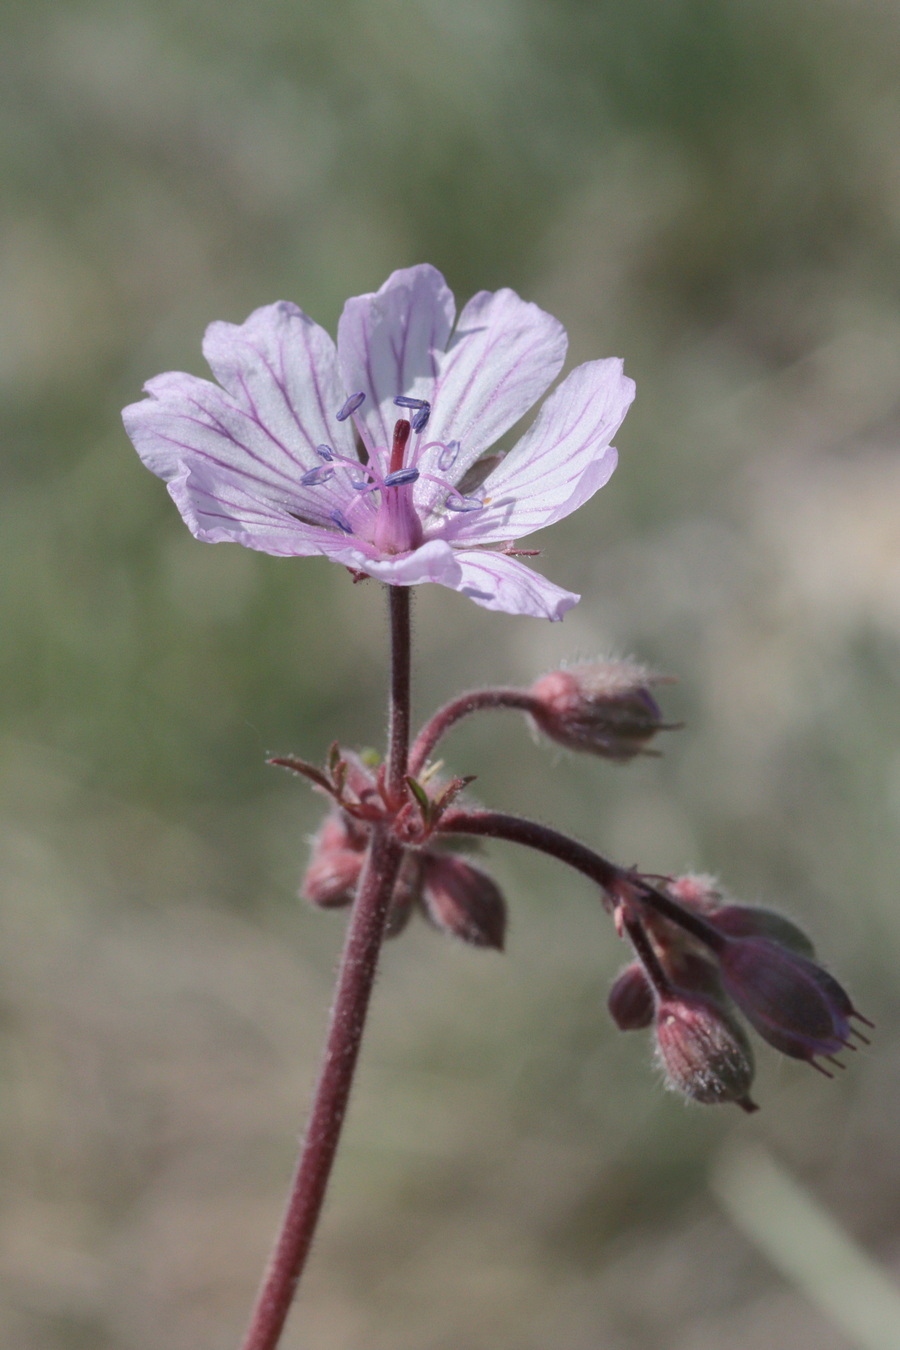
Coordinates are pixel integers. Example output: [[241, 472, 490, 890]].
[[240, 587, 411, 1350]]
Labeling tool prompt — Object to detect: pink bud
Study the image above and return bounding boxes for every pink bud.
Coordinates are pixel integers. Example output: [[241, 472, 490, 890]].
[[529, 661, 667, 761], [608, 962, 654, 1029], [718, 937, 859, 1066], [301, 812, 365, 908], [421, 855, 507, 950], [665, 873, 724, 913], [655, 992, 757, 1111]]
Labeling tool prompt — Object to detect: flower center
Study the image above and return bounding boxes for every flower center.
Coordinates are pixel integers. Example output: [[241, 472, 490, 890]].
[[296, 391, 486, 552], [371, 418, 424, 554]]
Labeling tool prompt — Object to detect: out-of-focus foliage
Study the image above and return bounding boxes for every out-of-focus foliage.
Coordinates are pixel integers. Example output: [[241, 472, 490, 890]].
[[2, 1, 900, 1346]]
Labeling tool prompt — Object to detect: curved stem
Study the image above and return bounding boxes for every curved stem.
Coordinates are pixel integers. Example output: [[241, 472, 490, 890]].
[[437, 809, 723, 948], [240, 585, 414, 1350], [409, 688, 538, 777]]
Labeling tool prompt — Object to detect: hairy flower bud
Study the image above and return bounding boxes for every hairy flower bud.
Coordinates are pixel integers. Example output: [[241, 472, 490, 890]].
[[421, 855, 507, 950], [529, 661, 667, 761], [301, 812, 364, 908], [655, 991, 758, 1111], [665, 873, 724, 913], [608, 962, 655, 1029], [718, 937, 860, 1066]]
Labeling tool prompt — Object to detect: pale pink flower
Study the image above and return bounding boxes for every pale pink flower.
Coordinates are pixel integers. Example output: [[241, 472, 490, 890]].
[[123, 265, 634, 619]]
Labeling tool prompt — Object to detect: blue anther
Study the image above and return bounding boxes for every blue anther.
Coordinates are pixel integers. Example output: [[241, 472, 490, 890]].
[[438, 440, 459, 471], [393, 396, 428, 410], [330, 509, 354, 534], [316, 444, 335, 461], [301, 466, 335, 486], [350, 479, 370, 491], [336, 392, 365, 421], [383, 467, 420, 487], [411, 406, 431, 433], [445, 493, 482, 513]]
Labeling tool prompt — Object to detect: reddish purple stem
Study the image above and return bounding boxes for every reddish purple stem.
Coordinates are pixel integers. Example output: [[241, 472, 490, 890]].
[[437, 809, 723, 949], [239, 586, 412, 1350], [409, 687, 539, 777]]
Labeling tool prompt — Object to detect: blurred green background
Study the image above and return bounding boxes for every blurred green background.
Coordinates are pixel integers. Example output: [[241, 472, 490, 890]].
[[3, 1, 900, 1346]]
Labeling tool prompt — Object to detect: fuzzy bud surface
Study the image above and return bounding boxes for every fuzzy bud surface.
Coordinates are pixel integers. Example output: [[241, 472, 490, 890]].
[[529, 661, 666, 760]]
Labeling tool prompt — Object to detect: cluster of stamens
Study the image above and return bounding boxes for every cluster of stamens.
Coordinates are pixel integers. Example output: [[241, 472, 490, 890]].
[[297, 391, 488, 547]]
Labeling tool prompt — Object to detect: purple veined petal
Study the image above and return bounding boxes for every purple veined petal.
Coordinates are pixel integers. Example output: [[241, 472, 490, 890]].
[[450, 549, 580, 621], [413, 287, 568, 514], [164, 459, 340, 557], [316, 537, 463, 588], [123, 368, 358, 541], [440, 359, 633, 546], [201, 301, 358, 465], [337, 265, 456, 451]]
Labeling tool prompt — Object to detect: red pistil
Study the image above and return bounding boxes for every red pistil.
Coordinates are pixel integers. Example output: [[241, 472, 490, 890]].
[[390, 418, 411, 474]]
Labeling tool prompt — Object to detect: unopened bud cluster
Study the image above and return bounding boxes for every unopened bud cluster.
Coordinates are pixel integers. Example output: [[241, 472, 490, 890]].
[[609, 873, 870, 1111], [301, 753, 506, 950]]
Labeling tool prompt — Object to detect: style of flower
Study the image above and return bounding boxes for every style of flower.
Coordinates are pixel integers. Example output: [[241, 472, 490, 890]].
[[123, 265, 635, 619]]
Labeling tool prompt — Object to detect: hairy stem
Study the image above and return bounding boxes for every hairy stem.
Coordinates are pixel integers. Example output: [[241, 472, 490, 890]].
[[409, 687, 538, 777], [438, 809, 722, 948], [240, 585, 413, 1350]]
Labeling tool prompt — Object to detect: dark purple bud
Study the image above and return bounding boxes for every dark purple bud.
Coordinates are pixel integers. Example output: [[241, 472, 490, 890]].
[[608, 962, 654, 1030], [708, 905, 815, 958], [384, 852, 424, 940], [655, 992, 758, 1111], [421, 855, 507, 950], [529, 661, 669, 762], [718, 937, 863, 1068]]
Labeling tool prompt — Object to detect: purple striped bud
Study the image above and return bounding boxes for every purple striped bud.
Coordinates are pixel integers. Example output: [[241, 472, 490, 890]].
[[655, 991, 758, 1111], [421, 855, 507, 950], [718, 937, 862, 1067], [707, 905, 815, 958], [529, 661, 668, 761]]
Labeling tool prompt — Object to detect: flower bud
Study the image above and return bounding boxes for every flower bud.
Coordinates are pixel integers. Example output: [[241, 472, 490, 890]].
[[421, 855, 507, 950], [384, 852, 424, 939], [529, 661, 667, 761], [655, 992, 758, 1111], [301, 812, 364, 908], [707, 905, 815, 958], [608, 962, 654, 1029], [718, 937, 856, 1064], [665, 873, 724, 913]]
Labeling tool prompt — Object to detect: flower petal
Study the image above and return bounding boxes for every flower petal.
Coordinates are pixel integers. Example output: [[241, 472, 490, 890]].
[[415, 287, 568, 507], [201, 301, 354, 460], [317, 538, 463, 587], [123, 303, 363, 552], [451, 550, 579, 620], [337, 265, 456, 452], [439, 359, 633, 546], [163, 458, 335, 555]]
